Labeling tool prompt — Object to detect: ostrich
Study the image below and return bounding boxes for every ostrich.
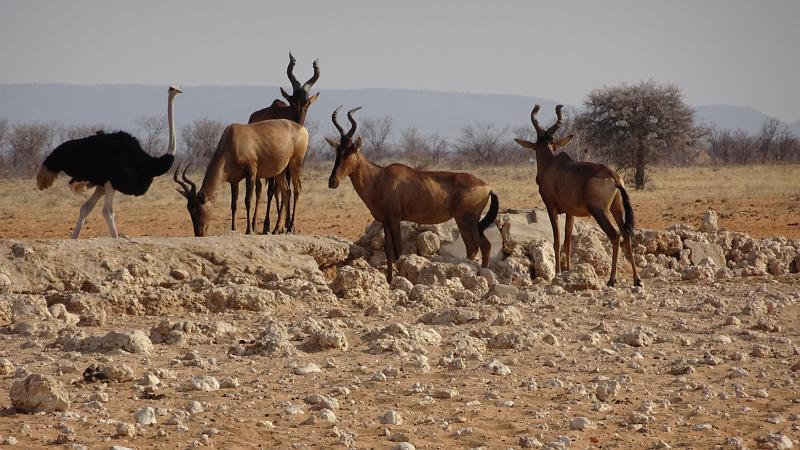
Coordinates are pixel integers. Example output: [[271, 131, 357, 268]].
[[36, 85, 182, 239]]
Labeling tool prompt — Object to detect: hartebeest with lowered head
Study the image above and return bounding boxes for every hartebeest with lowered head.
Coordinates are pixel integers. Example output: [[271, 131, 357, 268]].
[[327, 106, 499, 282], [514, 104, 640, 287], [174, 119, 308, 236], [242, 52, 320, 234]]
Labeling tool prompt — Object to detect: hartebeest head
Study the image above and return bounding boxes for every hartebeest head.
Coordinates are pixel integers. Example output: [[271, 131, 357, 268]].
[[174, 162, 213, 237], [514, 104, 573, 154], [280, 52, 320, 124], [326, 106, 363, 189]]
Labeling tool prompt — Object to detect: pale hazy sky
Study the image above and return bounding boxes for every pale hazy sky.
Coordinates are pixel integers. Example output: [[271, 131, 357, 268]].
[[1, 0, 798, 122]]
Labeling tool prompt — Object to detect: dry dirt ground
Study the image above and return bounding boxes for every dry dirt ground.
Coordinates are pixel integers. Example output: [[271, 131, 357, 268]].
[[0, 164, 798, 241], [0, 164, 798, 450]]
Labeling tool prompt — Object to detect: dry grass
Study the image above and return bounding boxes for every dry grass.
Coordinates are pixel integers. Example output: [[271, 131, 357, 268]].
[[1, 163, 798, 240]]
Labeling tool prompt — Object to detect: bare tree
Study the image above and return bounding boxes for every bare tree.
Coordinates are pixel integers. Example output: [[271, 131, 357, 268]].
[[304, 119, 333, 163], [426, 133, 448, 165], [757, 118, 780, 163], [6, 122, 55, 175], [181, 118, 226, 163], [577, 80, 703, 189], [360, 116, 394, 160], [774, 125, 799, 162], [456, 122, 509, 165], [397, 127, 427, 162], [135, 115, 167, 155], [730, 129, 756, 164], [708, 128, 734, 164]]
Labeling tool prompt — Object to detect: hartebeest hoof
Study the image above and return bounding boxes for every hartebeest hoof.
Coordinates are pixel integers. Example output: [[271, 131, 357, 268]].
[[606, 279, 616, 287], [634, 278, 643, 288]]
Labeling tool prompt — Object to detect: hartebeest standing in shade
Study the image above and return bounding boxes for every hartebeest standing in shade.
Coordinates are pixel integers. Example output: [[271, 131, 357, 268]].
[[514, 104, 640, 287], [327, 106, 499, 282], [174, 119, 308, 237], [243, 52, 320, 234]]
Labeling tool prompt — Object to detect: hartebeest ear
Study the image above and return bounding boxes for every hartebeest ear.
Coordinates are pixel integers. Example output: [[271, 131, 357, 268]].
[[353, 136, 363, 151], [514, 138, 536, 149], [197, 192, 207, 204], [308, 93, 320, 105], [325, 137, 339, 149], [280, 87, 292, 102], [553, 134, 574, 148]]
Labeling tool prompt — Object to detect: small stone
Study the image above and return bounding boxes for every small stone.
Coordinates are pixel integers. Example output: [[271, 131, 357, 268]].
[[294, 363, 322, 375], [381, 410, 403, 425], [186, 401, 204, 414], [10, 374, 70, 413], [191, 376, 220, 391], [135, 407, 157, 426], [393, 443, 416, 450], [116, 422, 136, 437], [693, 423, 713, 431], [570, 417, 593, 431]]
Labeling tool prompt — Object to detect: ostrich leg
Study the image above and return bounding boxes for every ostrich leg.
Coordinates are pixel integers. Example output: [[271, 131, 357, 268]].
[[102, 182, 119, 238], [72, 186, 104, 239]]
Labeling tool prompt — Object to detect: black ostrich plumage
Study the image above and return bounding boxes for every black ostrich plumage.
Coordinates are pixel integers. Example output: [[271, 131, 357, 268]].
[[42, 131, 175, 196]]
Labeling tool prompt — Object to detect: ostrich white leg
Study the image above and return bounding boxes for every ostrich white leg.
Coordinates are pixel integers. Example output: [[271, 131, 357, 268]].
[[102, 182, 119, 238], [72, 186, 104, 239]]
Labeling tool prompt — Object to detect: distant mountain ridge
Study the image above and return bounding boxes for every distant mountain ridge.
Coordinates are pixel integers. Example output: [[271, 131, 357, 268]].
[[0, 84, 795, 138]]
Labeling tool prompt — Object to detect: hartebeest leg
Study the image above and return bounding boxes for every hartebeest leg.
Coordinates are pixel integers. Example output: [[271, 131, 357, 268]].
[[610, 197, 642, 287], [263, 178, 275, 234], [289, 169, 301, 234], [455, 216, 478, 261], [252, 179, 262, 233], [72, 186, 104, 239], [546, 207, 561, 274], [272, 175, 290, 235], [589, 205, 620, 287], [387, 218, 403, 263], [230, 182, 238, 231], [383, 222, 394, 283], [244, 175, 255, 235], [563, 214, 574, 271], [477, 222, 491, 269]]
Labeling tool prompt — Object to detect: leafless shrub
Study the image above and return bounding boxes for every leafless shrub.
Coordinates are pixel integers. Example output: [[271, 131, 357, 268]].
[[181, 118, 226, 163]]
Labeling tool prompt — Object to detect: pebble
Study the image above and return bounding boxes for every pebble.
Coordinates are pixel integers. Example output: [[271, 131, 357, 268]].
[[294, 363, 322, 375], [134, 407, 157, 426]]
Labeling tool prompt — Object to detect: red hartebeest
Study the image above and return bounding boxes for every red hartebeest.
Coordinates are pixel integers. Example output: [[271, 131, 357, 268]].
[[237, 52, 319, 234], [175, 119, 308, 237], [514, 104, 640, 287], [326, 106, 499, 282]]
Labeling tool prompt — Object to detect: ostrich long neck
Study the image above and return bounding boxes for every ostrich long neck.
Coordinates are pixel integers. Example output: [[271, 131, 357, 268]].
[[167, 94, 177, 155]]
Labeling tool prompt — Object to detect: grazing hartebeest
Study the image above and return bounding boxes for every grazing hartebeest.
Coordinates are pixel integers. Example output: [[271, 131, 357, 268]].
[[514, 104, 641, 287], [242, 52, 319, 234], [326, 106, 499, 282], [174, 119, 308, 237]]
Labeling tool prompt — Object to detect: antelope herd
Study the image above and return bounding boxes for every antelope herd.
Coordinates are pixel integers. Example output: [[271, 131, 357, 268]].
[[37, 52, 641, 286]]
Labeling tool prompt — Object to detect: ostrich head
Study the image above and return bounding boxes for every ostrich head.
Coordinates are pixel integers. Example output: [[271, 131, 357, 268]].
[[168, 85, 183, 97], [174, 163, 212, 237]]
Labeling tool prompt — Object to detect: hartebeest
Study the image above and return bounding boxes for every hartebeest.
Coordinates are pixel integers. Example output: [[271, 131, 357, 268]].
[[327, 106, 499, 282], [242, 52, 320, 234], [514, 104, 640, 287], [175, 119, 308, 237]]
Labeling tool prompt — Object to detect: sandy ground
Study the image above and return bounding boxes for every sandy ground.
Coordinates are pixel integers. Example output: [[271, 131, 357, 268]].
[[1, 164, 798, 241], [0, 163, 798, 449]]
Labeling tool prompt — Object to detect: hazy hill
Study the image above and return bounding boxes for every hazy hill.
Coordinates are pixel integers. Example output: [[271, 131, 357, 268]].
[[0, 84, 794, 138]]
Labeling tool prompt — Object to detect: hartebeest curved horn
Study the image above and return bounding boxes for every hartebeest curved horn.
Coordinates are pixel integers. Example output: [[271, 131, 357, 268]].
[[530, 104, 544, 136], [302, 58, 320, 92], [173, 162, 192, 197], [346, 107, 362, 139], [546, 105, 565, 137], [331, 106, 346, 138], [287, 51, 301, 91], [181, 163, 197, 195]]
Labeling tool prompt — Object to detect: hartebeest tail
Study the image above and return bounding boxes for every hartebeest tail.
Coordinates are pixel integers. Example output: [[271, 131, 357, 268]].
[[479, 191, 499, 232], [617, 184, 635, 237]]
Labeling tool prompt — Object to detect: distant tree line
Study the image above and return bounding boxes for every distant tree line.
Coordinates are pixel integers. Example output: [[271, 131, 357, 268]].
[[1, 81, 798, 189]]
